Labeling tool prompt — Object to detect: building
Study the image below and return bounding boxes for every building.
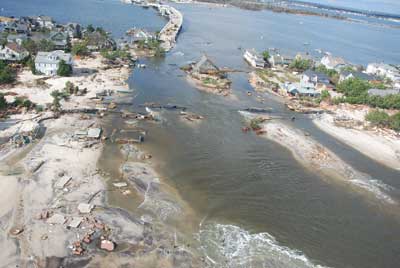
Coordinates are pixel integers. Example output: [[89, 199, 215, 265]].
[[269, 54, 293, 67], [35, 50, 73, 76], [339, 70, 378, 83], [320, 55, 347, 70], [64, 23, 82, 39], [368, 88, 400, 97], [302, 69, 330, 86], [49, 31, 69, 50], [243, 49, 265, 68], [4, 21, 29, 34], [366, 63, 400, 81], [284, 82, 320, 97], [36, 15, 55, 29], [7, 34, 28, 46], [0, 43, 29, 61]]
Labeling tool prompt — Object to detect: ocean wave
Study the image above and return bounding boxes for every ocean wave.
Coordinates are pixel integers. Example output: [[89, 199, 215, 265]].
[[197, 223, 331, 268]]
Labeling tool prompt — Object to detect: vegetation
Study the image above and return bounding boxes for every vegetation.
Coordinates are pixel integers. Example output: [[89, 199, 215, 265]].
[[262, 50, 270, 61], [250, 117, 264, 130], [365, 110, 400, 131], [50, 90, 69, 111], [57, 60, 72, 76], [137, 38, 165, 57], [0, 93, 7, 110], [86, 24, 95, 33], [26, 57, 37, 75], [63, 81, 86, 96], [100, 49, 131, 61], [37, 39, 55, 52], [314, 64, 339, 84], [334, 78, 400, 109], [0, 60, 16, 85], [289, 58, 312, 72], [72, 41, 90, 56]]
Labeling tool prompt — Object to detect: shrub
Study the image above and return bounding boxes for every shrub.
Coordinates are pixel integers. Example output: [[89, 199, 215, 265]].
[[72, 41, 90, 56], [0, 61, 16, 84], [365, 110, 390, 127], [57, 60, 72, 76], [389, 113, 400, 131], [289, 58, 312, 71]]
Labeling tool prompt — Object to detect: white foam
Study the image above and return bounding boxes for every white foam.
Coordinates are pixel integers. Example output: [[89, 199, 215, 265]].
[[197, 223, 331, 268]]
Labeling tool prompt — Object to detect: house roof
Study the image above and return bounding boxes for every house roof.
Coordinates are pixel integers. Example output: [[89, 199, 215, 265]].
[[303, 69, 330, 81], [368, 88, 400, 97], [5, 42, 27, 54], [35, 50, 72, 64], [192, 55, 220, 72], [341, 71, 377, 81], [321, 55, 346, 68]]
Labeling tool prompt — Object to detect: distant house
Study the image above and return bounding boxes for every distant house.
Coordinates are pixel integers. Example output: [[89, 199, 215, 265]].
[[269, 54, 293, 67], [302, 69, 330, 86], [285, 82, 319, 97], [0, 43, 29, 61], [339, 71, 379, 83], [35, 50, 73, 76], [368, 88, 400, 97], [7, 34, 28, 46], [64, 23, 82, 39], [49, 31, 69, 50], [85, 31, 116, 51], [4, 21, 29, 34], [243, 49, 265, 68], [366, 63, 400, 82], [320, 55, 347, 70], [127, 28, 156, 43], [36, 15, 55, 29]]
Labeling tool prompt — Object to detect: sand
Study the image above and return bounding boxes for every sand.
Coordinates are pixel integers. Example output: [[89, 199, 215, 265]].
[[313, 108, 400, 171]]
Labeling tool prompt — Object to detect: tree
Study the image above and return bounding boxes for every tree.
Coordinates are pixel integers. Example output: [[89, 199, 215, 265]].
[[0, 93, 7, 110], [37, 39, 55, 52], [26, 57, 37, 75], [72, 41, 89, 56], [289, 58, 312, 71], [86, 24, 95, 33], [57, 60, 72, 76], [390, 113, 400, 131], [22, 39, 38, 54], [0, 61, 16, 85], [262, 50, 270, 61]]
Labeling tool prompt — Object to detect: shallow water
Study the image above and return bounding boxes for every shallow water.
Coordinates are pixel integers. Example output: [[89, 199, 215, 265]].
[[3, 1, 400, 267]]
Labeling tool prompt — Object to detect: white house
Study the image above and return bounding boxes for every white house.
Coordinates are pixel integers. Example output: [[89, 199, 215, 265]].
[[35, 15, 55, 29], [320, 55, 346, 70], [0, 43, 29, 61], [243, 49, 265, 68], [366, 63, 400, 81], [35, 50, 72, 76]]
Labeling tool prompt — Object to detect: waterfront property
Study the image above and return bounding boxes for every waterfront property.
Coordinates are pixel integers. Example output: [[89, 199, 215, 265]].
[[320, 55, 347, 70], [49, 31, 69, 50], [269, 53, 294, 67], [302, 69, 330, 86], [35, 50, 73, 76], [0, 42, 29, 61], [285, 81, 320, 97], [6, 33, 28, 46], [243, 49, 265, 68], [339, 70, 378, 83], [366, 63, 400, 82]]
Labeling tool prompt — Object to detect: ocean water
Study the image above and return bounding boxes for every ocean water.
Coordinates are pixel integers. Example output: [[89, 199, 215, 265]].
[[299, 0, 400, 15]]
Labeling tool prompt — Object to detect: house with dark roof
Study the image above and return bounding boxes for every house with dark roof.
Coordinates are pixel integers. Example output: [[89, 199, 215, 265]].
[[4, 21, 29, 34], [339, 71, 378, 83], [368, 88, 400, 97], [7, 33, 28, 46], [0, 43, 29, 61], [49, 31, 69, 50], [35, 15, 55, 29], [302, 69, 331, 89], [192, 55, 221, 75]]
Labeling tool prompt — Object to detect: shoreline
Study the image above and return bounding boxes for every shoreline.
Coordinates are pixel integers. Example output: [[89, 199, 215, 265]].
[[313, 109, 400, 171], [240, 111, 398, 209]]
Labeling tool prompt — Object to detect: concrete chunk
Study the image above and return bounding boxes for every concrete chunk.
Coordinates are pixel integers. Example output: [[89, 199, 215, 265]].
[[55, 176, 72, 189], [47, 214, 66, 225], [68, 217, 83, 228], [78, 203, 94, 214]]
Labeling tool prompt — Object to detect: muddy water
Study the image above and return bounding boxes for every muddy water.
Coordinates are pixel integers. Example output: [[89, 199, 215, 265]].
[[3, 0, 400, 267]]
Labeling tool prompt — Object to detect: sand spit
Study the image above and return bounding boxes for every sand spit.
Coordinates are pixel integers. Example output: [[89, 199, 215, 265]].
[[313, 111, 400, 171], [240, 111, 397, 207]]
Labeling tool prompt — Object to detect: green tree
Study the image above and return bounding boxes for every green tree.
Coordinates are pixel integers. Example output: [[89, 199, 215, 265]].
[[72, 41, 89, 56], [0, 61, 16, 85], [262, 50, 270, 61], [57, 60, 72, 76], [86, 24, 95, 33], [289, 58, 312, 71], [22, 39, 38, 54], [0, 93, 7, 110], [389, 113, 400, 131], [37, 39, 55, 52]]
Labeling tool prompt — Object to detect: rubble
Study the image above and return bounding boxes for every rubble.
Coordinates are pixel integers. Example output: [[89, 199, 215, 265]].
[[55, 176, 72, 189], [47, 214, 66, 225], [10, 227, 24, 236], [113, 182, 128, 188], [78, 203, 94, 214], [100, 239, 115, 252], [68, 217, 83, 228]]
